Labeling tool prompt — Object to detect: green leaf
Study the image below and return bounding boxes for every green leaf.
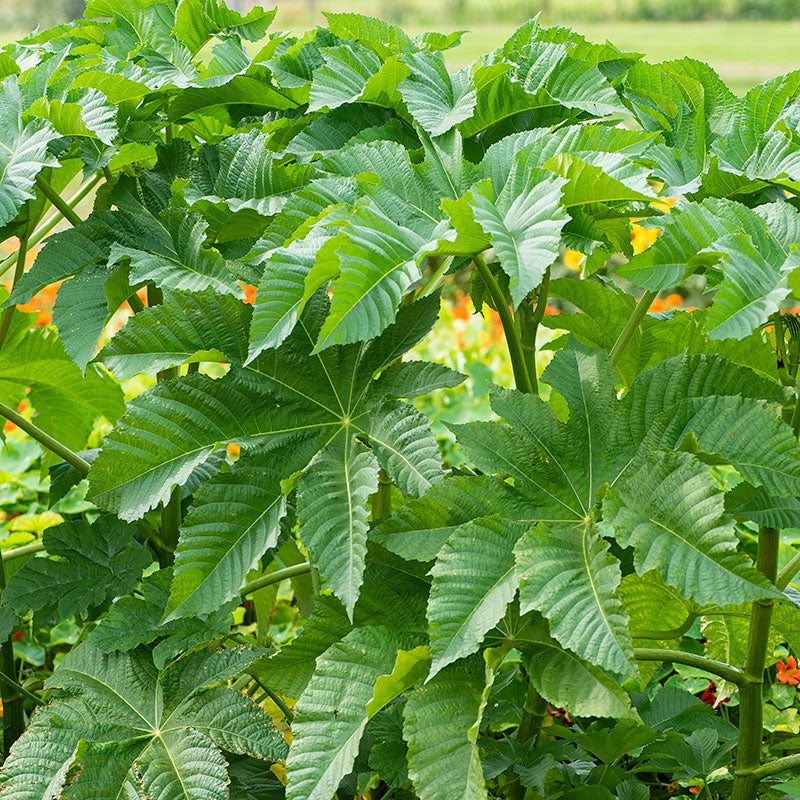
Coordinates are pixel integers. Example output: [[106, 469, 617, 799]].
[[29, 89, 118, 145], [308, 43, 408, 113], [2, 515, 149, 618], [109, 209, 244, 297], [0, 76, 58, 226], [467, 169, 568, 307], [403, 654, 490, 800], [515, 523, 635, 680], [312, 204, 427, 350], [0, 644, 285, 800], [370, 475, 523, 562], [725, 482, 800, 529], [285, 625, 409, 800], [606, 450, 781, 607], [166, 448, 293, 620], [523, 632, 639, 720], [427, 517, 523, 677], [173, 0, 276, 54], [297, 435, 379, 617], [98, 289, 252, 380], [90, 568, 235, 670], [323, 12, 415, 51], [398, 52, 477, 136], [0, 325, 124, 455], [366, 399, 443, 497], [252, 594, 353, 699]]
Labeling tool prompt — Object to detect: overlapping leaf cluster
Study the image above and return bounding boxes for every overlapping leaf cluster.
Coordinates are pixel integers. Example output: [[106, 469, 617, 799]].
[[3, 2, 800, 798]]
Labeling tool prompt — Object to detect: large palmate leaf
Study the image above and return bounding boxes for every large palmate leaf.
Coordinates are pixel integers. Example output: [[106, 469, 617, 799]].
[[447, 342, 793, 670], [90, 296, 452, 614], [0, 644, 286, 800], [2, 515, 150, 618], [427, 517, 524, 677], [403, 654, 490, 800]]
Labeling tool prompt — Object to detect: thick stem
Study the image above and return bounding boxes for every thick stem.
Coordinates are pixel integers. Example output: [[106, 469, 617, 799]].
[[1, 541, 46, 562], [473, 254, 534, 395], [746, 751, 800, 779], [517, 267, 550, 396], [507, 679, 548, 800], [633, 648, 748, 687], [0, 234, 28, 351], [34, 174, 82, 227], [731, 526, 781, 800], [609, 289, 657, 371], [0, 558, 24, 758], [248, 674, 295, 722], [240, 562, 312, 596], [371, 469, 392, 524], [0, 401, 91, 474]]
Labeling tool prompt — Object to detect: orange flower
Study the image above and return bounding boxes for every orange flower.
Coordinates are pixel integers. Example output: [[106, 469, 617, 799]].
[[689, 787, 702, 795], [544, 305, 560, 315], [227, 443, 241, 460], [648, 298, 666, 313], [776, 655, 800, 685], [242, 284, 257, 305], [666, 293, 683, 308]]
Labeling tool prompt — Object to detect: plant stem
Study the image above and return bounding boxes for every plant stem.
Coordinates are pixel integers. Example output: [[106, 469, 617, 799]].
[[731, 526, 781, 800], [240, 562, 312, 596], [633, 648, 748, 687], [0, 401, 91, 474], [1, 541, 46, 562], [0, 234, 28, 351], [609, 289, 657, 370], [34, 174, 82, 227], [630, 615, 698, 641], [746, 751, 800, 779], [473, 253, 534, 395], [0, 558, 25, 758], [248, 673, 295, 722], [0, 174, 101, 283], [506, 672, 549, 800], [777, 549, 800, 590], [371, 468, 392, 524], [516, 267, 551, 396], [418, 256, 454, 297]]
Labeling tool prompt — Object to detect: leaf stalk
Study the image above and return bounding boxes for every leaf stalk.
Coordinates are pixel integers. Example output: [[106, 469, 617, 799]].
[[609, 289, 657, 369], [240, 562, 312, 596], [0, 401, 91, 474], [473, 253, 534, 395]]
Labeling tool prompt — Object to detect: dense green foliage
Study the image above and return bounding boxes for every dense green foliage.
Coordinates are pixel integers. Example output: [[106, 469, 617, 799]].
[[4, 2, 800, 799]]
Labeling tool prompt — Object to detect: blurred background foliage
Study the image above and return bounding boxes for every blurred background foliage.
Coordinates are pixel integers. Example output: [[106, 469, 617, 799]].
[[1, 0, 798, 95]]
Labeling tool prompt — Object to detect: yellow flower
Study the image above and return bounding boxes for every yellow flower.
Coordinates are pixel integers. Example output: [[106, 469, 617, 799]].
[[563, 249, 583, 271]]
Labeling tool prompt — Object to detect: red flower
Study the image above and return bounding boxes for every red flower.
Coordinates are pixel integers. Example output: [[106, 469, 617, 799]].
[[699, 681, 730, 706], [777, 655, 800, 685], [11, 631, 23, 643]]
